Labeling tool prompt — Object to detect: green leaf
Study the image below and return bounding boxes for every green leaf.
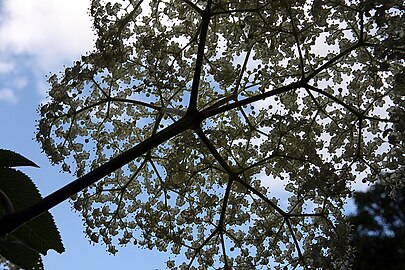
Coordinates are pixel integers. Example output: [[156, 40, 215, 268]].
[[0, 149, 39, 168], [0, 168, 64, 255], [0, 234, 43, 270], [12, 212, 65, 255]]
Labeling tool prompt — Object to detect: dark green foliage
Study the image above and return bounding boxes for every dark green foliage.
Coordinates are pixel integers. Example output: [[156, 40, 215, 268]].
[[349, 184, 405, 270], [0, 149, 64, 270]]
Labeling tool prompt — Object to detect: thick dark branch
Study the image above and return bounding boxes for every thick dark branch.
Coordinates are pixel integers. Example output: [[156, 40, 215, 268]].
[[218, 179, 233, 230], [0, 115, 196, 236], [305, 41, 368, 82], [195, 128, 237, 179], [234, 175, 287, 218], [201, 81, 303, 118], [187, 0, 212, 114], [220, 231, 230, 269], [195, 128, 288, 218], [187, 228, 219, 268], [305, 84, 361, 117]]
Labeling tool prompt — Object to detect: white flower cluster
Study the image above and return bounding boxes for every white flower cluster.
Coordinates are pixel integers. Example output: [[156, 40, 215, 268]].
[[37, 0, 405, 269]]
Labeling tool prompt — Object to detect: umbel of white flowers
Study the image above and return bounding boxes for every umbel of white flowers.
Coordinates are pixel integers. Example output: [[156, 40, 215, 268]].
[[35, 0, 404, 269]]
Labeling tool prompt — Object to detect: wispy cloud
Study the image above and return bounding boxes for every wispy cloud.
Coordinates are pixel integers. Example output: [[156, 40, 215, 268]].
[[0, 61, 14, 73], [0, 88, 18, 104], [0, 0, 95, 69], [0, 0, 95, 99]]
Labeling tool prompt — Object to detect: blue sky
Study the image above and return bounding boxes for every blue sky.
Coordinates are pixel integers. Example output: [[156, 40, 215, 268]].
[[0, 0, 169, 269]]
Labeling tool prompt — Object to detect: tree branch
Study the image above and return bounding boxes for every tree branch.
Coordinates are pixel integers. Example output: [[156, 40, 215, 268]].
[[187, 0, 212, 114], [0, 115, 197, 236], [194, 128, 288, 218], [201, 81, 303, 118]]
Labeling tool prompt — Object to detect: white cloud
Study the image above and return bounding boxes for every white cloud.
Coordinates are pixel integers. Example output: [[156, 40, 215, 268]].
[[13, 76, 28, 88], [0, 88, 18, 104], [0, 0, 95, 71], [0, 0, 96, 100], [0, 60, 14, 73]]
